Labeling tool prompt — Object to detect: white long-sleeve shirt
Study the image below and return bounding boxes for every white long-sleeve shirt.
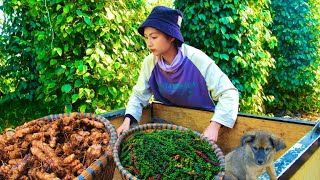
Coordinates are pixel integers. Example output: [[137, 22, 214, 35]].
[[125, 44, 239, 128]]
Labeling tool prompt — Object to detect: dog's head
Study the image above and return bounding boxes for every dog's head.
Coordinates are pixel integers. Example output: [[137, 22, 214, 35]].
[[241, 130, 286, 166]]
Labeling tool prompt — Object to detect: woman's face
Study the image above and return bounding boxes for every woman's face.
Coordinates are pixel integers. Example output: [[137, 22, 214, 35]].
[[143, 27, 175, 56]]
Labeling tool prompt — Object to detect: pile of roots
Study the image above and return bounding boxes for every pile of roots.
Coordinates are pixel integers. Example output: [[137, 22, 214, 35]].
[[0, 113, 111, 179]]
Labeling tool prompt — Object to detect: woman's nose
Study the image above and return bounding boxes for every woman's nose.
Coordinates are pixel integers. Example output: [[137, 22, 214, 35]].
[[147, 39, 152, 47]]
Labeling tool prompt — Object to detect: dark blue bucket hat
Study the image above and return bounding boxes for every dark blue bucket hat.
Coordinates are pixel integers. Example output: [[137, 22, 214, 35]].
[[138, 6, 184, 43]]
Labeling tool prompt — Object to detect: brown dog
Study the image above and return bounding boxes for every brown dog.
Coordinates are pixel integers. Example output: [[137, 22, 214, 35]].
[[224, 130, 286, 180]]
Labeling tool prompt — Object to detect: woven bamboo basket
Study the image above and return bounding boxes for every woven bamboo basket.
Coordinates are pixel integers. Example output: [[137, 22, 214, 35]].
[[113, 123, 225, 180], [37, 112, 118, 180]]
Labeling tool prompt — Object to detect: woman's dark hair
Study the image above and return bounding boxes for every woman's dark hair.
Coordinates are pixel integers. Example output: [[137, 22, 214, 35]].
[[174, 39, 183, 47], [165, 34, 183, 47]]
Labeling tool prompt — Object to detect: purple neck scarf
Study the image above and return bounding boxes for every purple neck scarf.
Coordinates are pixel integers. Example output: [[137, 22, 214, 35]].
[[157, 48, 184, 73]]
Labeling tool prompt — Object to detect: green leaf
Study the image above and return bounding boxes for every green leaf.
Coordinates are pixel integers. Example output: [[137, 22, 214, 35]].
[[114, 62, 121, 69], [29, 0, 36, 5], [65, 27, 73, 34], [76, 10, 83, 16], [122, 77, 128, 82], [56, 67, 65, 76], [56, 4, 62, 11], [48, 83, 56, 89], [86, 48, 93, 55], [56, 48, 62, 56], [108, 87, 117, 97], [220, 54, 229, 60], [30, 9, 39, 17], [74, 79, 82, 87], [198, 14, 206, 21], [50, 59, 58, 65], [73, 47, 80, 55], [66, 16, 73, 23], [80, 104, 87, 112], [72, 94, 79, 103], [63, 6, 70, 14], [81, 5, 88, 11], [98, 86, 108, 95], [57, 15, 63, 24], [84, 17, 91, 25], [97, 3, 104, 10], [65, 104, 72, 113], [106, 8, 115, 20], [61, 84, 72, 93], [37, 34, 44, 41], [220, 26, 227, 34], [213, 52, 219, 58]]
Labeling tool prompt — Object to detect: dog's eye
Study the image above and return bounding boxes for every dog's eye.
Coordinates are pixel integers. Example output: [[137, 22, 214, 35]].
[[252, 146, 258, 151], [265, 147, 271, 152]]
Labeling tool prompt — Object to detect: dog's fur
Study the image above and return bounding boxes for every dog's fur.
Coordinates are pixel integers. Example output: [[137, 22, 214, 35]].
[[224, 130, 286, 180]]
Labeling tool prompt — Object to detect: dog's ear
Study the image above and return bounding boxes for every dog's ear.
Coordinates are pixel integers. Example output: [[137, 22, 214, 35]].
[[270, 134, 286, 151], [241, 132, 255, 146]]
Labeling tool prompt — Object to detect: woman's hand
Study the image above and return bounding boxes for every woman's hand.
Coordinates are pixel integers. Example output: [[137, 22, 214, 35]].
[[116, 117, 131, 136], [202, 121, 221, 142]]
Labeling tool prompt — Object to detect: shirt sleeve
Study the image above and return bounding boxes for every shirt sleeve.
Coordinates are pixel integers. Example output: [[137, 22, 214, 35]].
[[125, 54, 155, 124], [188, 46, 239, 128], [206, 60, 239, 128]]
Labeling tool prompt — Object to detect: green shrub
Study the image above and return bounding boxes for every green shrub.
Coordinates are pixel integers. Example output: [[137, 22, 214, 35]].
[[265, 0, 320, 114], [0, 0, 149, 130], [174, 0, 277, 114]]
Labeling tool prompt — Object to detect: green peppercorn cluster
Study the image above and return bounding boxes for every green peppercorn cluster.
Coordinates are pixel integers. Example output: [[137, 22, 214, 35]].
[[120, 129, 223, 179]]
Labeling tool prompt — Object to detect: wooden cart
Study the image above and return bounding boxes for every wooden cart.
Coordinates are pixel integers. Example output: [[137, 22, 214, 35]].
[[103, 102, 320, 180]]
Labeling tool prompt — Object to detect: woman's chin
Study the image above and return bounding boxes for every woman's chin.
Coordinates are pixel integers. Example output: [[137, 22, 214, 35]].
[[152, 52, 160, 56]]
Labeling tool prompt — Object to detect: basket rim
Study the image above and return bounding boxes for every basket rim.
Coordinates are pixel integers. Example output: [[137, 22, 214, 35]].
[[37, 112, 118, 180], [113, 123, 225, 180]]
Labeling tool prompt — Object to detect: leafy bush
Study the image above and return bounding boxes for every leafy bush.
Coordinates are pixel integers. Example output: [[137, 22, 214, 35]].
[[174, 0, 277, 114], [265, 0, 320, 114], [0, 0, 149, 130]]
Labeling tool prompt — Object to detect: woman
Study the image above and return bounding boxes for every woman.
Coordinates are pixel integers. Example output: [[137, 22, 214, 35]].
[[116, 6, 239, 142]]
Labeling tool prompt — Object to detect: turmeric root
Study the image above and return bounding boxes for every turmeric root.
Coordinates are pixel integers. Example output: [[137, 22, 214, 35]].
[[63, 154, 75, 164], [30, 146, 61, 172], [85, 144, 102, 167], [9, 154, 32, 179], [48, 122, 59, 148], [0, 165, 11, 175], [35, 170, 60, 180], [81, 118, 104, 129], [31, 140, 57, 159], [16, 126, 40, 138], [8, 158, 22, 165]]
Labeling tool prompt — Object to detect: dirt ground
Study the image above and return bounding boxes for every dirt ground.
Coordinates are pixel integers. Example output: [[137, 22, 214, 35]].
[[291, 112, 320, 122]]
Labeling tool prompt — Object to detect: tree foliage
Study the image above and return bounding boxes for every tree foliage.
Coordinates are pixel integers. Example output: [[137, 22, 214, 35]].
[[1, 0, 320, 132], [0, 0, 149, 130], [174, 0, 277, 114], [265, 0, 320, 114]]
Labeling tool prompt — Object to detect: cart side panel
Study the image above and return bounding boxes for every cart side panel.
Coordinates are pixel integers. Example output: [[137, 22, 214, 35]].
[[152, 103, 313, 159], [106, 108, 152, 128], [290, 147, 320, 179]]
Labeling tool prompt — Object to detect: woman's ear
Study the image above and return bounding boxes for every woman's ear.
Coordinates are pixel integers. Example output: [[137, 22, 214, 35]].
[[170, 37, 176, 44]]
